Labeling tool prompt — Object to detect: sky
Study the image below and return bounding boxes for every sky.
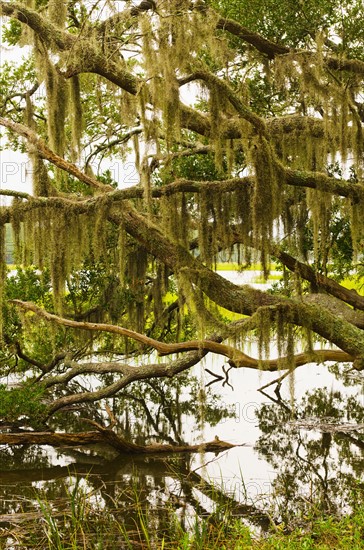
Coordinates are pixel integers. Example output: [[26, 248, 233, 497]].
[[0, 18, 32, 201], [0, 9, 198, 203]]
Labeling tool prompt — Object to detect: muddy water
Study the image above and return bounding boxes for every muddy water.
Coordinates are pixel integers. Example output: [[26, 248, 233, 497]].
[[1, 272, 363, 546]]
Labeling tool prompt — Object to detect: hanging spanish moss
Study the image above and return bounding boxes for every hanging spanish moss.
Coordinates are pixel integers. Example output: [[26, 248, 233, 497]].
[[250, 136, 280, 276], [48, 0, 67, 28], [45, 60, 68, 160], [198, 189, 213, 266], [93, 198, 110, 262], [306, 188, 333, 272], [339, 92, 349, 165], [256, 307, 272, 368], [176, 269, 222, 336], [209, 84, 224, 173], [10, 199, 23, 265], [24, 94, 53, 197], [213, 189, 232, 253], [69, 76, 83, 161], [275, 305, 296, 371], [141, 156, 152, 216], [160, 193, 191, 247], [126, 244, 148, 332], [118, 223, 127, 286], [350, 200, 364, 261], [0, 224, 6, 343]]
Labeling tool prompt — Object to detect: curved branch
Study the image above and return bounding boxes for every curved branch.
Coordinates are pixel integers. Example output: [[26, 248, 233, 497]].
[[97, 0, 157, 35], [85, 127, 143, 167], [215, 15, 290, 59], [44, 361, 134, 387], [275, 249, 364, 311], [10, 300, 355, 372], [45, 350, 206, 415], [0, 1, 75, 50], [9, 299, 256, 366], [1, 82, 40, 114], [214, 10, 364, 75], [0, 117, 114, 193], [0, 189, 31, 200]]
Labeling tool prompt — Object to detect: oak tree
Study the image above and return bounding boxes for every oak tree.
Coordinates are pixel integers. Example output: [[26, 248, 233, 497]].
[[0, 0, 363, 441]]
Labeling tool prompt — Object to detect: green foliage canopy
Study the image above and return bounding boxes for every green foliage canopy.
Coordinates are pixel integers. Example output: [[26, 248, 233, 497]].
[[0, 0, 363, 432]]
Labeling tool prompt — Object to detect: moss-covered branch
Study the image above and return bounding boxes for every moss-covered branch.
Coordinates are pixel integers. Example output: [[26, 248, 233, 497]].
[[0, 429, 237, 454], [275, 249, 364, 311], [213, 9, 364, 75], [179, 71, 267, 135], [0, 117, 114, 193], [9, 299, 255, 366], [0, 1, 75, 50]]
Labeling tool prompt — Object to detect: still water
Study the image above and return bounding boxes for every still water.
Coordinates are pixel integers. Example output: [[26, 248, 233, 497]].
[[1, 272, 363, 547]]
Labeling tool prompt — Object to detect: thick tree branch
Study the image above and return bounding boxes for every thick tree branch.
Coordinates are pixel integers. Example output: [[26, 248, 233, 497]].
[[284, 168, 364, 201], [45, 350, 206, 415], [214, 10, 364, 75], [275, 249, 364, 311], [303, 294, 364, 329], [0, 2, 75, 50], [0, 430, 236, 454], [0, 117, 114, 193]]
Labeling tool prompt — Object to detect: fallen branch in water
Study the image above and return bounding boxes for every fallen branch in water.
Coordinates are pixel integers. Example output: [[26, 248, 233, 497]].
[[0, 429, 239, 454]]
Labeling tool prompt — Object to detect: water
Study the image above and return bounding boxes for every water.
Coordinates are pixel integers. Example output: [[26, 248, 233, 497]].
[[1, 271, 363, 546]]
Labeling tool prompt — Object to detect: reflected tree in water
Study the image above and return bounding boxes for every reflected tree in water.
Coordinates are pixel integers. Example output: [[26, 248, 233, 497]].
[[255, 367, 364, 528]]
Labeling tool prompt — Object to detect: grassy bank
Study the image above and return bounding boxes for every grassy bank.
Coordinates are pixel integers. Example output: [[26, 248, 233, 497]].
[[2, 489, 363, 550], [215, 263, 278, 272]]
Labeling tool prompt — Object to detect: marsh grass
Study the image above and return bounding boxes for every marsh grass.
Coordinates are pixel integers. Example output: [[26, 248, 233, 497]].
[[1, 477, 363, 550]]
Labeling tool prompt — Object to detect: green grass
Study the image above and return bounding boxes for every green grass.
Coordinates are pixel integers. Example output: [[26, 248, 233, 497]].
[[251, 274, 282, 284], [215, 263, 278, 272], [2, 485, 364, 550], [340, 275, 364, 293]]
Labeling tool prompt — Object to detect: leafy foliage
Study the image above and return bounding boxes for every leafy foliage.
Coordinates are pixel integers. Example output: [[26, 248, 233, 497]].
[[0, 0, 363, 441]]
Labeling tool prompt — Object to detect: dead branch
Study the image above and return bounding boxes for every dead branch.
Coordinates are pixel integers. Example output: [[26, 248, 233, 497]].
[[0, 429, 238, 454]]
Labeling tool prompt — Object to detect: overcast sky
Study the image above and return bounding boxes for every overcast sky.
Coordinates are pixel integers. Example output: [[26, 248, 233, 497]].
[[1, 19, 32, 200], [0, 12, 198, 203]]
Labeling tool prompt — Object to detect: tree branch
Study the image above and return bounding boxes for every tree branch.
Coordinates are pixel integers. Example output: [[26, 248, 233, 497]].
[[179, 71, 267, 135], [275, 249, 364, 311], [0, 429, 237, 454], [97, 0, 157, 36], [0, 189, 31, 200], [9, 299, 256, 366], [0, 117, 114, 193], [214, 10, 364, 75], [215, 15, 290, 59], [45, 350, 206, 415], [0, 2, 75, 50]]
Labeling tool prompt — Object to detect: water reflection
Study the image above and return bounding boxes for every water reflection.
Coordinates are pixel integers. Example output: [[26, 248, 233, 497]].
[[255, 365, 364, 526], [1, 363, 363, 546]]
